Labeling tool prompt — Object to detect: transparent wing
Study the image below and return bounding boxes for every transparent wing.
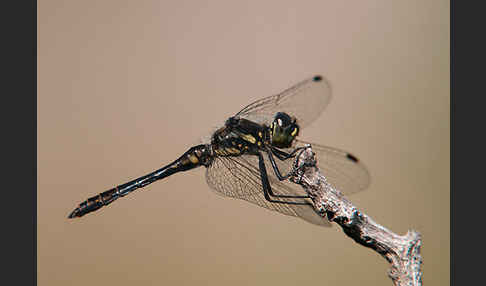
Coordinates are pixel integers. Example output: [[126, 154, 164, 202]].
[[234, 75, 332, 129], [231, 139, 370, 199], [205, 155, 331, 227], [295, 139, 371, 194]]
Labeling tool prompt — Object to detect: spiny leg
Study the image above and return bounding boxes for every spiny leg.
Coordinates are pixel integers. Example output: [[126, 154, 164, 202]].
[[269, 146, 308, 180], [268, 150, 294, 180], [270, 146, 314, 178], [270, 147, 311, 180], [257, 152, 311, 205], [271, 146, 306, 161], [266, 150, 310, 199]]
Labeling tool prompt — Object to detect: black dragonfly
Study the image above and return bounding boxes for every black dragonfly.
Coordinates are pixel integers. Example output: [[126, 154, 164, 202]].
[[68, 75, 370, 227]]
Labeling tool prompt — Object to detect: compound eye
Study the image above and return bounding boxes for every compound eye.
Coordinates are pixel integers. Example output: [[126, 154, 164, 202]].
[[274, 112, 293, 127]]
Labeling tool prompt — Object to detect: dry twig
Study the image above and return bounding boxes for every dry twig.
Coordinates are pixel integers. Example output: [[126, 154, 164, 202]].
[[290, 146, 423, 286]]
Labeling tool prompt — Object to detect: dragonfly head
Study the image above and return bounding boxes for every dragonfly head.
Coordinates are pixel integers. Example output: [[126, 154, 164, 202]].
[[270, 112, 299, 148]]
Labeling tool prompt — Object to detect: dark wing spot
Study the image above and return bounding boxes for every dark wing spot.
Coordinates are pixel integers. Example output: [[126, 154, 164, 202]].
[[313, 75, 323, 82], [346, 153, 359, 163]]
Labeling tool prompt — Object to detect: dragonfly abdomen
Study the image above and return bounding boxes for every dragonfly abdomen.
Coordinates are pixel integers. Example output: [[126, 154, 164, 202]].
[[68, 188, 119, 218], [68, 144, 212, 218]]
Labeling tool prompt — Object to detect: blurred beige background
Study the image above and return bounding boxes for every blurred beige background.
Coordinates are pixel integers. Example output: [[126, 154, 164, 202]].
[[38, 1, 449, 285]]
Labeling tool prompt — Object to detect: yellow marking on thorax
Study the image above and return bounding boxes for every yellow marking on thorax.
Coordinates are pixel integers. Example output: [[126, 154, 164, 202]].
[[188, 155, 199, 164], [214, 147, 241, 156], [240, 134, 256, 144], [226, 147, 240, 154]]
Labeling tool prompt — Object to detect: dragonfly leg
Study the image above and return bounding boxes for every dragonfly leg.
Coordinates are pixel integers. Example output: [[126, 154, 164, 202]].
[[266, 151, 310, 199], [268, 150, 293, 180], [271, 146, 312, 177], [258, 152, 312, 205], [269, 146, 309, 178], [271, 146, 306, 161]]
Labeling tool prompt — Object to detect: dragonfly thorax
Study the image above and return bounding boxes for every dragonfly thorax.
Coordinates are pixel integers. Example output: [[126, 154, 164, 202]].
[[270, 112, 299, 149], [209, 117, 270, 156]]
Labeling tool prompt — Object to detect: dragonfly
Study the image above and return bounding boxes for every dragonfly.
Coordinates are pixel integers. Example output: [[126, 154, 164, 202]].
[[68, 75, 370, 227]]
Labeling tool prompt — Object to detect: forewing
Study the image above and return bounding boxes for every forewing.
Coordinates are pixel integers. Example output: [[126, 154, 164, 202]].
[[295, 139, 371, 195], [234, 75, 332, 129], [205, 155, 330, 227]]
